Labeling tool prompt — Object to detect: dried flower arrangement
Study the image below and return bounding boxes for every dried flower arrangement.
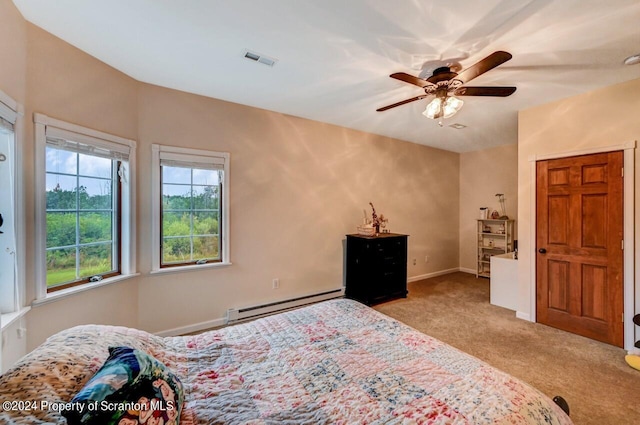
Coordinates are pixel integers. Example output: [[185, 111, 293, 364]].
[[357, 202, 389, 235], [369, 202, 388, 233]]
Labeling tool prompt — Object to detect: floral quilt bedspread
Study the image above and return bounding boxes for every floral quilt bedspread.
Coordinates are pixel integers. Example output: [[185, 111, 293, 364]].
[[0, 299, 573, 424]]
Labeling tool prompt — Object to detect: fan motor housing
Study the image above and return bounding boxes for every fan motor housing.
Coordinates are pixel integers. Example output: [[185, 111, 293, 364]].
[[427, 67, 458, 84]]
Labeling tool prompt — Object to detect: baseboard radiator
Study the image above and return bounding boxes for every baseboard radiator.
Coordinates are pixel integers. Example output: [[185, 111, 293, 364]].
[[226, 288, 345, 324]]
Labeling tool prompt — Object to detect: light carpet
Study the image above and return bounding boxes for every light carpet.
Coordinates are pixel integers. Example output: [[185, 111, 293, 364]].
[[373, 272, 640, 425]]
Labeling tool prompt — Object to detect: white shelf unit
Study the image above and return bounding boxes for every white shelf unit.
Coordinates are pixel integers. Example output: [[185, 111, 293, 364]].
[[476, 219, 514, 278]]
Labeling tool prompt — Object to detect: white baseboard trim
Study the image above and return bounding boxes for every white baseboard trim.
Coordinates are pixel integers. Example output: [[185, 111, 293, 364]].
[[227, 288, 344, 324], [458, 267, 476, 275], [516, 311, 532, 322], [408, 268, 465, 282], [157, 268, 481, 335], [155, 317, 227, 337]]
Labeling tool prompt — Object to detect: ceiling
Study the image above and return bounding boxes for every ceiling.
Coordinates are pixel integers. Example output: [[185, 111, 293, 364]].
[[12, 0, 640, 153]]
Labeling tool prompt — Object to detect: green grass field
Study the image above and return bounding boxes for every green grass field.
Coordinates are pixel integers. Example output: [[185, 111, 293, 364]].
[[46, 265, 111, 287]]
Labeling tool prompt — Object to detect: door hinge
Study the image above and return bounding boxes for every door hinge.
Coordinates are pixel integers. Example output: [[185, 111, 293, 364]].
[[621, 167, 624, 177], [621, 240, 624, 250], [622, 313, 625, 323]]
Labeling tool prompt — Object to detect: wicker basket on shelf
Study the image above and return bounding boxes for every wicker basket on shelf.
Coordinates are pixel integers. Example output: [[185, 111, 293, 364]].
[[357, 225, 376, 236]]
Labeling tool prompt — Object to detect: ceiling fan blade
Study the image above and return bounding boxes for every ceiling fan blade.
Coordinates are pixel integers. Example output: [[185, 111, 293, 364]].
[[454, 86, 516, 97], [376, 95, 428, 112], [390, 72, 433, 88], [454, 51, 513, 84]]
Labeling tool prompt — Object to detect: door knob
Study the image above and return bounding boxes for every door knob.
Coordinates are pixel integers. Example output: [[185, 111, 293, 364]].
[[538, 248, 547, 254]]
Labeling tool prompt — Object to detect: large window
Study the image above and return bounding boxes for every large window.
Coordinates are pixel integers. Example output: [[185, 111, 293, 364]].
[[35, 114, 136, 296], [152, 144, 230, 271], [0, 93, 21, 314], [45, 142, 120, 288]]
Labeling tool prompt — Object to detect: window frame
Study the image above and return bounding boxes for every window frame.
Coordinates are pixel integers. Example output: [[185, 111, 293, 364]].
[[0, 89, 25, 316], [151, 144, 231, 273], [34, 114, 137, 299]]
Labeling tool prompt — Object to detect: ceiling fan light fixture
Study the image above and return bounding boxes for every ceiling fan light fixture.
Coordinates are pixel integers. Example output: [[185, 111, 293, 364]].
[[443, 96, 464, 118], [422, 96, 463, 120], [379, 51, 514, 116], [422, 97, 443, 119]]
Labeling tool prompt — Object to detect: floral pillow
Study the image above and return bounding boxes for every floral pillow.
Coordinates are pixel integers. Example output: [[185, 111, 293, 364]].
[[62, 346, 184, 425]]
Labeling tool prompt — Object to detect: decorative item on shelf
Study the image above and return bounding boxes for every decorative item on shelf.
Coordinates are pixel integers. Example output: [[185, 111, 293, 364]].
[[497, 224, 505, 234], [490, 210, 500, 219], [479, 207, 488, 219], [356, 202, 389, 236], [356, 225, 376, 236], [483, 225, 491, 233], [369, 202, 388, 235], [495, 193, 508, 219]]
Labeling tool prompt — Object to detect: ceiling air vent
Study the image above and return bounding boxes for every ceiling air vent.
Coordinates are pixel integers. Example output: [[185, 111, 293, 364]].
[[449, 123, 467, 129], [243, 49, 277, 67]]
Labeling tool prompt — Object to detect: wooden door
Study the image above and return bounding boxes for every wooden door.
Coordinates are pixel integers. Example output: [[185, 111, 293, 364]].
[[536, 151, 623, 347]]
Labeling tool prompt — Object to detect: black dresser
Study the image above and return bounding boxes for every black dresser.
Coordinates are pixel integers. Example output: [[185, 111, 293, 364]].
[[345, 233, 408, 305]]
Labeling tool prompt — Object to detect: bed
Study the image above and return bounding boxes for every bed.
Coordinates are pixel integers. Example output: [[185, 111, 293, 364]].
[[0, 299, 572, 424]]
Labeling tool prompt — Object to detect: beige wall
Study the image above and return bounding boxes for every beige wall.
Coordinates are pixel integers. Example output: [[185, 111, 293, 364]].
[[0, 8, 141, 349], [517, 78, 640, 336], [0, 0, 27, 103], [459, 144, 518, 272], [1, 4, 461, 350], [136, 84, 460, 333]]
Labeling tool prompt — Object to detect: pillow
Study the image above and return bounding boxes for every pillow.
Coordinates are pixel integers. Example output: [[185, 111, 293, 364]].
[[62, 346, 184, 425]]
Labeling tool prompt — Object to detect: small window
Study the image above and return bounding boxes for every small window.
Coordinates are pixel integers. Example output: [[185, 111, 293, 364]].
[[35, 114, 136, 296], [152, 145, 230, 271]]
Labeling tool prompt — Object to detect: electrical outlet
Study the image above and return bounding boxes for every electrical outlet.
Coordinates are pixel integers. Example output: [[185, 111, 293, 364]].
[[425, 255, 429, 263], [412, 258, 417, 266], [272, 278, 279, 289]]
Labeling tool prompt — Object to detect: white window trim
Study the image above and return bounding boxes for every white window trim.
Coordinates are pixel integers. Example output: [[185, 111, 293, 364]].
[[31, 273, 140, 306], [0, 89, 25, 320], [34, 113, 137, 301], [151, 144, 231, 273]]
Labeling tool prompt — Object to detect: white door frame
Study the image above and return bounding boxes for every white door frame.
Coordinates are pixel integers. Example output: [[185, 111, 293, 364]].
[[528, 140, 636, 351]]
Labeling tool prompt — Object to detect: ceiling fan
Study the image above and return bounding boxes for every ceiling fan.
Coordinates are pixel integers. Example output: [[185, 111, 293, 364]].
[[377, 51, 516, 120]]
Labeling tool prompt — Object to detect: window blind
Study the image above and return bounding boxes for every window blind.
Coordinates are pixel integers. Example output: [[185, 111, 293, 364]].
[[0, 100, 17, 127], [46, 126, 130, 161], [159, 150, 225, 170], [0, 116, 14, 134]]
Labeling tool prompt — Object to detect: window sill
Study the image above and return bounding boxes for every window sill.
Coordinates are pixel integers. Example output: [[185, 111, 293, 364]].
[[1, 307, 31, 331], [150, 261, 232, 276], [31, 273, 140, 307]]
